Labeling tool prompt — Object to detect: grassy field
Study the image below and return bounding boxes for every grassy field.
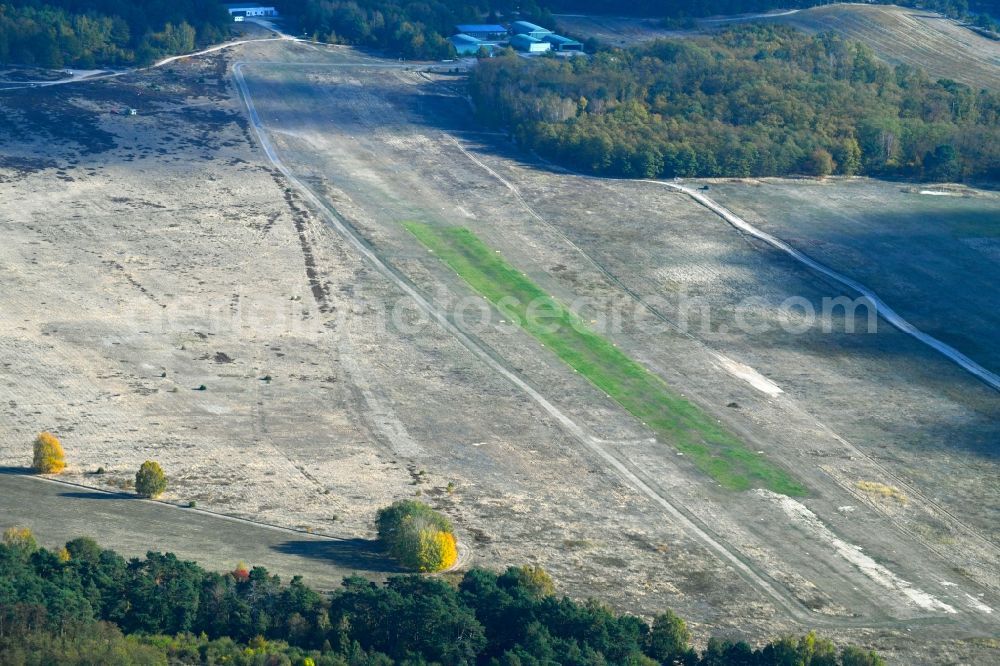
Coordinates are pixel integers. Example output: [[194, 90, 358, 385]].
[[766, 4, 1000, 91], [405, 222, 806, 496], [559, 5, 1000, 91]]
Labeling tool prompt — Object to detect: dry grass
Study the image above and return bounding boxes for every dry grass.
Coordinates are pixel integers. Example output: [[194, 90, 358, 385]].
[[855, 480, 908, 505], [770, 4, 1000, 90]]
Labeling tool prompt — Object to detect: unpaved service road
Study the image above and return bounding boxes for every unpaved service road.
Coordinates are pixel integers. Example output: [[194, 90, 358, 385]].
[[1, 38, 998, 663]]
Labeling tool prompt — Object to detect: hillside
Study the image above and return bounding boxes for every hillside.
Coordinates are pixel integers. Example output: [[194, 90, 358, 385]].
[[555, 4, 1000, 91], [765, 4, 1000, 91]]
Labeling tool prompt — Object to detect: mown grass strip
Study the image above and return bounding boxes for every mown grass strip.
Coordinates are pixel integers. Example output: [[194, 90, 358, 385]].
[[405, 222, 807, 496]]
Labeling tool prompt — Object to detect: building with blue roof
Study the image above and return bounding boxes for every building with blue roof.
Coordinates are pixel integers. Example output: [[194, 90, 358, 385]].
[[454, 24, 508, 41], [510, 21, 552, 39], [449, 33, 490, 55], [543, 33, 583, 52]]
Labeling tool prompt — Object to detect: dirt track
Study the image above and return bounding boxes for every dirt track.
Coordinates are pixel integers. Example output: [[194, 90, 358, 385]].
[[660, 182, 1000, 392], [1, 35, 999, 663]]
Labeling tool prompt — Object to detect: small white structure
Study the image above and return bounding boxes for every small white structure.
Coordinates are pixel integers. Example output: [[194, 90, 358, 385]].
[[510, 34, 551, 53], [224, 4, 278, 20]]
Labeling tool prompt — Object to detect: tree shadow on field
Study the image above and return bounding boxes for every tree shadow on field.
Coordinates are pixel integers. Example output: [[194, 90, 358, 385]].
[[272, 538, 402, 573], [60, 490, 135, 500], [0, 466, 30, 475]]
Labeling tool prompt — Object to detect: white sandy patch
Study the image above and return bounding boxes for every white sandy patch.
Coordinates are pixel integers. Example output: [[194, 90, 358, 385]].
[[965, 593, 993, 614], [919, 190, 960, 196], [753, 489, 957, 614], [714, 354, 783, 396]]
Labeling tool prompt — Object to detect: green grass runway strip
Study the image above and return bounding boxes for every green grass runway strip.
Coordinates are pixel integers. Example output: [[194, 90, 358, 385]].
[[405, 222, 807, 496]]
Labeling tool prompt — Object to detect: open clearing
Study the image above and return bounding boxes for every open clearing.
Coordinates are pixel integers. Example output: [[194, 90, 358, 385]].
[[1, 34, 999, 663], [552, 13, 684, 46], [556, 3, 1000, 90]]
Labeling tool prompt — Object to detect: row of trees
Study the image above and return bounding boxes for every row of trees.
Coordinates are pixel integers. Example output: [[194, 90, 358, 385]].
[[470, 26, 1000, 182], [0, 0, 231, 67], [0, 530, 885, 665]]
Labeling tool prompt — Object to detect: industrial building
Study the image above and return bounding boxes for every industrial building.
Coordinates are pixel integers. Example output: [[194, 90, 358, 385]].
[[510, 21, 552, 39], [454, 24, 508, 41], [543, 33, 583, 52], [449, 34, 488, 56], [510, 34, 551, 53], [224, 4, 278, 20], [448, 20, 583, 56]]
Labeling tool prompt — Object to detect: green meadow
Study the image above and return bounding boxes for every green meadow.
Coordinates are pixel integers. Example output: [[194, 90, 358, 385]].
[[405, 222, 807, 496]]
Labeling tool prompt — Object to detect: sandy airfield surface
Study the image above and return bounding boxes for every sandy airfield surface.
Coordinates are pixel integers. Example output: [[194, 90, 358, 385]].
[[0, 35, 998, 663]]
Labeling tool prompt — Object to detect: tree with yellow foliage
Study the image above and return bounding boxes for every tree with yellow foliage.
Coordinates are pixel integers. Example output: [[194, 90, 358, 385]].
[[2, 526, 38, 559], [416, 528, 458, 573], [135, 460, 167, 498], [32, 431, 66, 474], [376, 500, 459, 572]]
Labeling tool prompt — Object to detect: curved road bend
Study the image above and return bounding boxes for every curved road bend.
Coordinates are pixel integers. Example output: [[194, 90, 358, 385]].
[[651, 182, 1000, 393]]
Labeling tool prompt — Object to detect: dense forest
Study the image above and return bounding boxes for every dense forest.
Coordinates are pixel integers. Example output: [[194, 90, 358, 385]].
[[0, 532, 887, 665], [0, 0, 231, 67], [471, 25, 1000, 182]]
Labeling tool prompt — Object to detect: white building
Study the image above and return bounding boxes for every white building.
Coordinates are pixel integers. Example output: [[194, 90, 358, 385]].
[[510, 34, 551, 53], [224, 4, 278, 21]]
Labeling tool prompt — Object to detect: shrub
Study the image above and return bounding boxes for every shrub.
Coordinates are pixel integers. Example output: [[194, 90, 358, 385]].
[[416, 529, 458, 573], [500, 565, 555, 598], [65, 537, 102, 562], [842, 645, 887, 666], [232, 561, 250, 581], [377, 500, 451, 540], [2, 526, 38, 558], [855, 480, 908, 504], [376, 500, 458, 572], [32, 431, 66, 474], [646, 610, 692, 662], [807, 147, 836, 177], [135, 461, 167, 498]]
